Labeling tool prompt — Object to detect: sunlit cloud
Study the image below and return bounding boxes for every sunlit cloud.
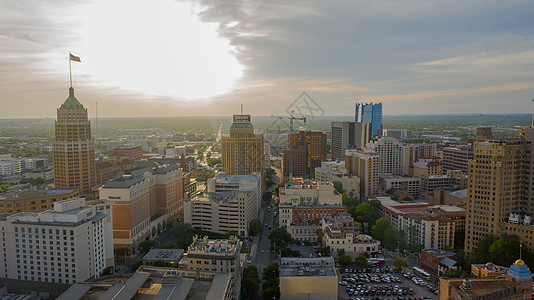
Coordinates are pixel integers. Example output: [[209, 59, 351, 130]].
[[46, 0, 244, 100]]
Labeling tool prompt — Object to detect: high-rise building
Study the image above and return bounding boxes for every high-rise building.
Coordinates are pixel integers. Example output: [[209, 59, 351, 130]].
[[345, 149, 380, 199], [0, 198, 114, 283], [221, 114, 264, 177], [331, 121, 370, 159], [355, 102, 382, 137], [282, 130, 326, 177], [53, 87, 96, 196], [365, 137, 409, 176], [465, 139, 526, 252], [406, 143, 438, 166]]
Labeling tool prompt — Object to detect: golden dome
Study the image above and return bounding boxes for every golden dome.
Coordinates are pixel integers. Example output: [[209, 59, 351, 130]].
[[515, 259, 525, 266]]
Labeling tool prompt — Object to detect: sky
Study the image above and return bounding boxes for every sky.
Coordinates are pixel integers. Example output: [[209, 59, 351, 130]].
[[1, 0, 534, 118]]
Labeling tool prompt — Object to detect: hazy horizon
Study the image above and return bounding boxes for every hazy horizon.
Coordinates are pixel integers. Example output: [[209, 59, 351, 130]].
[[1, 1, 534, 118]]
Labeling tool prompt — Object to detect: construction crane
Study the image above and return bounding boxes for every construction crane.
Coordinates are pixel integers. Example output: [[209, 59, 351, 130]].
[[271, 110, 306, 134], [271, 111, 306, 183]]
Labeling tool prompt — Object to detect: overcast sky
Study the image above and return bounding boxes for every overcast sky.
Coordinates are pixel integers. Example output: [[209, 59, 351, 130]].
[[1, 0, 533, 118]]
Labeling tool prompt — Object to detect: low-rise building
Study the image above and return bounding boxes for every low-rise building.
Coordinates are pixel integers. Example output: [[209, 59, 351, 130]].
[[279, 180, 342, 206], [142, 248, 184, 267], [0, 186, 79, 214], [186, 236, 242, 300], [420, 248, 457, 276], [439, 259, 532, 300], [377, 197, 465, 250], [321, 214, 380, 258], [315, 166, 360, 196], [278, 203, 347, 230], [409, 157, 443, 177], [280, 257, 338, 300], [111, 145, 144, 160], [379, 175, 420, 199]]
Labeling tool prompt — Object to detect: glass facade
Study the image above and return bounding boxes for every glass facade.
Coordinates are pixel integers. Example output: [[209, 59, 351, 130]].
[[355, 102, 382, 137]]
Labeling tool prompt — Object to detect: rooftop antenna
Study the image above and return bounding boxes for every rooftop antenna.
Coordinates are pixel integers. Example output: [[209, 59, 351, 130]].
[[520, 242, 523, 260]]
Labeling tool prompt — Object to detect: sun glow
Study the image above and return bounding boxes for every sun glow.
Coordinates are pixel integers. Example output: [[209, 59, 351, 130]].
[[67, 0, 243, 100]]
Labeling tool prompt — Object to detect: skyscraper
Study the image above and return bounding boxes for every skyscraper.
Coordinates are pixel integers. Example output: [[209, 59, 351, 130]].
[[53, 87, 96, 196], [331, 121, 370, 159], [355, 102, 382, 137], [282, 130, 326, 177], [221, 114, 264, 177]]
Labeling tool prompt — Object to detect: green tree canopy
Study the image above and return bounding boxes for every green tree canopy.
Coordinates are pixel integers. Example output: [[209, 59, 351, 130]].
[[393, 257, 409, 270], [263, 263, 279, 281], [138, 240, 156, 252], [339, 255, 353, 266], [242, 265, 260, 299], [442, 268, 469, 278], [354, 255, 368, 267], [250, 219, 262, 236]]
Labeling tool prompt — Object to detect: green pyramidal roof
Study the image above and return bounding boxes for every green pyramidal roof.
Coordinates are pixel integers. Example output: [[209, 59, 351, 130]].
[[60, 87, 84, 109]]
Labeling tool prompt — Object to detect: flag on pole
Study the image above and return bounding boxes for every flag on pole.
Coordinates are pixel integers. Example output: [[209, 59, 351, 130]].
[[69, 53, 81, 62]]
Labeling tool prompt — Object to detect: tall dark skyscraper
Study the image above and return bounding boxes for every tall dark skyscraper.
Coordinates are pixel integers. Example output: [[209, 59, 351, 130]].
[[53, 87, 96, 195], [355, 102, 382, 137]]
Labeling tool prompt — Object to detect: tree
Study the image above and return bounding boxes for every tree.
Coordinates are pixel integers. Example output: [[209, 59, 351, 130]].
[[339, 255, 353, 266], [116, 247, 130, 261], [250, 219, 262, 236], [263, 285, 280, 300], [443, 268, 469, 278], [242, 265, 260, 299], [471, 234, 497, 264], [263, 263, 279, 281], [354, 255, 368, 267], [489, 235, 521, 267], [159, 242, 179, 249], [371, 217, 390, 241], [266, 178, 275, 188], [316, 228, 324, 239], [319, 246, 331, 257], [333, 181, 344, 194], [139, 240, 156, 252], [354, 202, 380, 225], [393, 257, 408, 270]]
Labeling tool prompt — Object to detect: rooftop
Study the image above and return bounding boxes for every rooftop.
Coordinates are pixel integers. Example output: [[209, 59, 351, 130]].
[[143, 248, 184, 262], [423, 248, 455, 258], [280, 257, 337, 277], [187, 236, 241, 259], [447, 278, 522, 299]]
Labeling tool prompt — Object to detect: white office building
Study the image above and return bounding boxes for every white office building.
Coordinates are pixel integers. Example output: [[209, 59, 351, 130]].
[[0, 198, 114, 284]]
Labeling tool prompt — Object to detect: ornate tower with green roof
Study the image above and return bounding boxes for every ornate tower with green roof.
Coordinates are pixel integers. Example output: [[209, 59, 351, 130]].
[[53, 87, 96, 195]]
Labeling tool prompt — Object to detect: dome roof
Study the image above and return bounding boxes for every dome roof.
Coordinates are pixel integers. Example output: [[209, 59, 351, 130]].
[[515, 259, 526, 266], [485, 262, 495, 270], [60, 87, 84, 109]]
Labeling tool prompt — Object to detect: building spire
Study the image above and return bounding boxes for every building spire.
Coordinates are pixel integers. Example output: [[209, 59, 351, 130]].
[[241, 104, 243, 115]]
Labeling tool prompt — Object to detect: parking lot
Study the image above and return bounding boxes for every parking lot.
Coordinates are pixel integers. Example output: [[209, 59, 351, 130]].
[[337, 267, 438, 300]]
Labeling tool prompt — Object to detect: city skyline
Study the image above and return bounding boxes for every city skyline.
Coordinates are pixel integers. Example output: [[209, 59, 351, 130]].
[[1, 0, 534, 118]]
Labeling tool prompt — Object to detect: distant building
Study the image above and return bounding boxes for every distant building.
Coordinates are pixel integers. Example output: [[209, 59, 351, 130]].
[[221, 114, 264, 179], [157, 145, 186, 158], [331, 121, 370, 159], [315, 166, 360, 197], [379, 175, 421, 199], [382, 129, 412, 140], [283, 130, 327, 177], [0, 198, 114, 283], [365, 137, 410, 176], [442, 145, 473, 173], [278, 180, 342, 206], [409, 157, 443, 178], [406, 143, 437, 166], [53, 87, 97, 196], [111, 145, 144, 160], [355, 102, 382, 138], [0, 187, 79, 214], [345, 149, 380, 199], [280, 257, 338, 300]]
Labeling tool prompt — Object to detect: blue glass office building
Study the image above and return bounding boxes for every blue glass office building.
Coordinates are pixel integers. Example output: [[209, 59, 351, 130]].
[[355, 102, 382, 137]]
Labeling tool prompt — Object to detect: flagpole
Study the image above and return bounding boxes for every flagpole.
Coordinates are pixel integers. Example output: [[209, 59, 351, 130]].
[[69, 53, 72, 88]]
